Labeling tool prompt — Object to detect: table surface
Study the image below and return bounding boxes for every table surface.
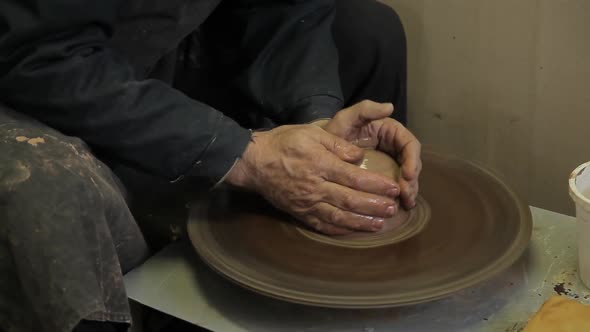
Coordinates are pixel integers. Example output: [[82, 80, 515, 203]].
[[124, 207, 590, 332]]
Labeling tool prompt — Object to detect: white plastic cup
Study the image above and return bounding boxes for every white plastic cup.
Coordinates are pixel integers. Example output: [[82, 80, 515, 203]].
[[569, 161, 590, 289]]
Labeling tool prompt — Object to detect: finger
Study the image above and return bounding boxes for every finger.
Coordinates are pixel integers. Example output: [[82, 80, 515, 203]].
[[320, 182, 398, 218], [317, 128, 365, 163], [313, 202, 385, 232], [399, 141, 422, 182], [303, 215, 354, 235], [323, 156, 399, 198], [398, 141, 421, 208], [377, 118, 422, 181], [354, 100, 394, 125], [336, 100, 394, 128], [399, 178, 419, 209]]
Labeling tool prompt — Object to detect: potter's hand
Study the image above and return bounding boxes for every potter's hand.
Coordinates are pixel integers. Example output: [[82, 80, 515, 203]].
[[322, 100, 422, 209], [224, 125, 400, 235]]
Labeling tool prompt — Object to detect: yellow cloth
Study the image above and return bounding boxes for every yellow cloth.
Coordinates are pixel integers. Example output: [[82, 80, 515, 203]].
[[524, 296, 590, 332]]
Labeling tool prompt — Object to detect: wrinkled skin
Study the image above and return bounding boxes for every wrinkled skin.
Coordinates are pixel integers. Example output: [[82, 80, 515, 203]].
[[323, 100, 422, 209], [225, 100, 421, 235]]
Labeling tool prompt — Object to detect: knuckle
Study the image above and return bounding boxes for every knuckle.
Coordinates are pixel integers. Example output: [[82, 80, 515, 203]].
[[333, 111, 346, 121], [288, 182, 320, 210], [348, 172, 363, 188], [305, 218, 322, 231], [312, 222, 323, 232], [292, 193, 317, 210], [359, 100, 371, 109], [343, 194, 358, 210], [298, 181, 317, 196], [393, 119, 406, 128], [401, 188, 411, 200], [294, 206, 312, 219], [330, 209, 344, 224], [292, 198, 311, 210], [332, 141, 341, 153]]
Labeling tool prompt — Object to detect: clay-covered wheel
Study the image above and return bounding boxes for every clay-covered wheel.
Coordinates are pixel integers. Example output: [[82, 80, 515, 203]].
[[187, 149, 532, 308]]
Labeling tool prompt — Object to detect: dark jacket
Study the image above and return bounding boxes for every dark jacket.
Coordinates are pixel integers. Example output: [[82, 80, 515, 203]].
[[0, 0, 343, 184]]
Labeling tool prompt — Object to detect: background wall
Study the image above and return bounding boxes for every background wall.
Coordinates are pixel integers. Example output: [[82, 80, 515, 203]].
[[381, 0, 590, 215]]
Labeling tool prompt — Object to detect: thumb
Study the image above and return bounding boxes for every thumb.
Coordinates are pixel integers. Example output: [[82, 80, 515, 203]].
[[318, 129, 364, 163], [338, 101, 394, 128]]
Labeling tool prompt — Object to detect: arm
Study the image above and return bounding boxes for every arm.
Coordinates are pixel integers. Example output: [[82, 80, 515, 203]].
[[227, 0, 343, 124], [0, 0, 250, 184]]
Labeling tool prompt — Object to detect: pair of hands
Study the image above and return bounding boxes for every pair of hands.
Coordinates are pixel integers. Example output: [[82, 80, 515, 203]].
[[225, 100, 422, 235]]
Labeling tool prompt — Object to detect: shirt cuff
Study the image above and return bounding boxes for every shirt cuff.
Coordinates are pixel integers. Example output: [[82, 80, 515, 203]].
[[287, 95, 343, 124], [182, 116, 252, 186]]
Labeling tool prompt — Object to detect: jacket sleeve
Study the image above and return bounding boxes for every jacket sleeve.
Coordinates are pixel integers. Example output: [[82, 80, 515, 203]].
[[0, 0, 251, 184], [229, 0, 344, 124]]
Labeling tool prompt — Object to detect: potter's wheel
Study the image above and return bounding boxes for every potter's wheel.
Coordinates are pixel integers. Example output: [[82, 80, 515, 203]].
[[187, 149, 532, 308]]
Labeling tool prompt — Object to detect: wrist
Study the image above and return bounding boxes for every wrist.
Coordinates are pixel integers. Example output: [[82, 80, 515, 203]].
[[223, 130, 269, 190], [224, 145, 254, 189]]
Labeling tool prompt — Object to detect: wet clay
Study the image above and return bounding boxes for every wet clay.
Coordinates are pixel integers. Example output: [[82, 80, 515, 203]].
[[304, 149, 430, 247], [188, 149, 532, 308], [359, 149, 401, 181]]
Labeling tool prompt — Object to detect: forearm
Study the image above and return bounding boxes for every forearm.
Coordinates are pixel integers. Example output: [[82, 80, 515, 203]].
[[0, 0, 250, 183]]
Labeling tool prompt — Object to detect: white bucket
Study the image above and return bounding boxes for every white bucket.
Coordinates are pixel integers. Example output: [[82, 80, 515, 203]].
[[569, 161, 590, 289]]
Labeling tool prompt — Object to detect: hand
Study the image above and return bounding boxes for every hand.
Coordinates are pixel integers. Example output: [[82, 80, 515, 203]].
[[224, 124, 401, 235], [321, 100, 422, 209]]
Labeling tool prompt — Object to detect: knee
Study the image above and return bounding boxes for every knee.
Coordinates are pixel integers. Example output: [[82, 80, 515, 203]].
[[1, 135, 96, 189], [336, 0, 406, 60], [0, 113, 120, 225], [366, 3, 406, 64]]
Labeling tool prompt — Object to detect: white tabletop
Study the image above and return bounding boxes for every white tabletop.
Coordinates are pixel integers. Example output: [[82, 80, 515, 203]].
[[124, 207, 590, 332]]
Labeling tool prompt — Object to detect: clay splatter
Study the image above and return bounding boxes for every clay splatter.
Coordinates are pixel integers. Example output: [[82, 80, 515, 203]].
[[27, 137, 45, 146], [554, 282, 567, 295], [15, 136, 46, 146], [553, 282, 581, 298]]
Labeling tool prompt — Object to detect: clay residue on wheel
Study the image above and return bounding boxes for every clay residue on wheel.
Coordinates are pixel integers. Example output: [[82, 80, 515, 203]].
[[296, 195, 430, 248], [187, 149, 533, 308]]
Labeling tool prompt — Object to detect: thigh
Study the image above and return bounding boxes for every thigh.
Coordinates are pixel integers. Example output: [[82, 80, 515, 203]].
[[175, 0, 408, 126], [0, 106, 149, 331], [333, 0, 408, 125], [0, 106, 149, 273]]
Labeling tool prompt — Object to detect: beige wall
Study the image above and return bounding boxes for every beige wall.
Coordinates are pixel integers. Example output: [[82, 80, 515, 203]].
[[381, 0, 590, 215]]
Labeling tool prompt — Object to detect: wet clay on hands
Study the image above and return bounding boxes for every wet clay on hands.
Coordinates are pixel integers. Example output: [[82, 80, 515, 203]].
[[299, 148, 429, 247], [344, 149, 405, 236]]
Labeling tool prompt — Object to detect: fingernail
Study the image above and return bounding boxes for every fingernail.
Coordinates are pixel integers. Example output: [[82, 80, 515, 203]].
[[386, 205, 396, 217], [387, 187, 400, 197]]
